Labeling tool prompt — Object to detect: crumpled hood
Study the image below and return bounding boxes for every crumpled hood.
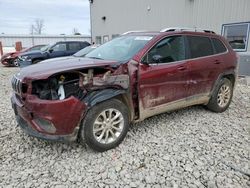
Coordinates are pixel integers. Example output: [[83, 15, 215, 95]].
[[17, 57, 118, 81]]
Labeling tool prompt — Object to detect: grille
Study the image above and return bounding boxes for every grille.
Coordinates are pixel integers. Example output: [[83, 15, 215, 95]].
[[11, 76, 22, 94]]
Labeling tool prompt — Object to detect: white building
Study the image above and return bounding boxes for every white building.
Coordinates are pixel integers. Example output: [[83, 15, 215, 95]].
[[90, 0, 250, 75]]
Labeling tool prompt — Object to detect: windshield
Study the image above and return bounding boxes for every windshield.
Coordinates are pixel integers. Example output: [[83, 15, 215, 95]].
[[74, 46, 95, 57], [85, 35, 153, 62]]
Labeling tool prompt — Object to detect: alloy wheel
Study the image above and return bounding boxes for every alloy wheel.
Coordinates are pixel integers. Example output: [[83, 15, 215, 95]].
[[217, 84, 231, 108], [93, 108, 124, 144]]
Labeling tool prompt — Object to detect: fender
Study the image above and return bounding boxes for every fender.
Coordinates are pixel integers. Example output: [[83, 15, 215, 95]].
[[83, 88, 126, 107], [210, 69, 236, 97]]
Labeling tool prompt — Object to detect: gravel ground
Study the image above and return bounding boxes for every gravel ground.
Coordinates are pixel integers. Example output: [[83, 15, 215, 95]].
[[0, 65, 249, 188]]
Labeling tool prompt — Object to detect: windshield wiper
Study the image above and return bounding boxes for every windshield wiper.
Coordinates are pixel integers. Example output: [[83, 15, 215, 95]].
[[87, 56, 104, 60]]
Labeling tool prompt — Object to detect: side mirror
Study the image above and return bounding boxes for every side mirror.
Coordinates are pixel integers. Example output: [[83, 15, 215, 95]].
[[49, 49, 53, 53], [152, 54, 162, 63]]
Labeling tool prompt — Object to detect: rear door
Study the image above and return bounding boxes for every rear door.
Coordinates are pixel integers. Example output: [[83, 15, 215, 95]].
[[138, 35, 189, 115], [186, 35, 221, 96]]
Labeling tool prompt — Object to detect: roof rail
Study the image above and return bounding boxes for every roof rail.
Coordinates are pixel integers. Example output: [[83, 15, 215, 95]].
[[122, 30, 148, 35], [160, 27, 215, 34]]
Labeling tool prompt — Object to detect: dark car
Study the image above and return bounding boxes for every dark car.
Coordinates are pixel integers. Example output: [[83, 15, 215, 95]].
[[73, 45, 99, 57], [38, 45, 100, 65], [1, 45, 47, 67], [11, 28, 237, 151], [18, 41, 90, 67]]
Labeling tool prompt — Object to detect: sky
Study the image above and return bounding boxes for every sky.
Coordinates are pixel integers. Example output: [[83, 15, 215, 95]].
[[0, 0, 90, 35]]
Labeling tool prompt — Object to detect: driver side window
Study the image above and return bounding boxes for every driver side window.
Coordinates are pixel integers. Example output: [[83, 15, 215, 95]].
[[145, 36, 185, 64], [52, 43, 67, 52]]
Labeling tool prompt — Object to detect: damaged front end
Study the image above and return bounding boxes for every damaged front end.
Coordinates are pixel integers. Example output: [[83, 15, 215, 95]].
[[11, 65, 130, 142]]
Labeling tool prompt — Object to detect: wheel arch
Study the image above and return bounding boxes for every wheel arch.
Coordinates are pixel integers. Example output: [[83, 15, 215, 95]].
[[211, 70, 236, 96], [222, 74, 235, 88], [82, 88, 133, 122]]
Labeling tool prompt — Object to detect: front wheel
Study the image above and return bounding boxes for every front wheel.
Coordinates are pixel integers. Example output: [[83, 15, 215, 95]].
[[13, 59, 19, 67], [207, 78, 233, 113], [80, 99, 129, 152]]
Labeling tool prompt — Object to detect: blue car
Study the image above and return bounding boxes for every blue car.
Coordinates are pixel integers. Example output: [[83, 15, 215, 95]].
[[18, 41, 90, 67]]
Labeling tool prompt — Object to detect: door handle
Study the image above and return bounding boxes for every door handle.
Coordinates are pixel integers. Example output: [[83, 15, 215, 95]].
[[214, 60, 222, 64], [177, 66, 187, 71]]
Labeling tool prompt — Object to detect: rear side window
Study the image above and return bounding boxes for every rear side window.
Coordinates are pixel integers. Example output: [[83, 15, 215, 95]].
[[68, 42, 81, 51], [81, 42, 90, 49], [187, 36, 214, 58], [212, 38, 227, 54]]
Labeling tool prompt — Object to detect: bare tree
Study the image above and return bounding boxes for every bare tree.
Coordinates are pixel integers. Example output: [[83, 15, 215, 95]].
[[72, 28, 81, 35], [30, 19, 44, 34]]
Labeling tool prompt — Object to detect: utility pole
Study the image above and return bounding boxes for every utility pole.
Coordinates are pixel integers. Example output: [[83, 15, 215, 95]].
[[31, 25, 35, 46]]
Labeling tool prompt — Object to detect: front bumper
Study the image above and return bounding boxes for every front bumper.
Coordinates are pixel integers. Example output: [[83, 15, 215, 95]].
[[1, 57, 13, 66], [11, 94, 87, 142], [15, 115, 79, 142]]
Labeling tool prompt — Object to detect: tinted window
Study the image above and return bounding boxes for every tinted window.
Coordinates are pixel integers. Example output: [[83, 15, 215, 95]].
[[52, 43, 67, 51], [187, 36, 213, 58], [222, 23, 249, 51], [81, 42, 90, 48], [145, 36, 185, 63], [68, 42, 81, 51], [212, 38, 227, 54]]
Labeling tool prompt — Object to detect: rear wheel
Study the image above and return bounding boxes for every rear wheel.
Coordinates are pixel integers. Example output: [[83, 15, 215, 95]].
[[207, 78, 233, 112], [80, 99, 129, 152]]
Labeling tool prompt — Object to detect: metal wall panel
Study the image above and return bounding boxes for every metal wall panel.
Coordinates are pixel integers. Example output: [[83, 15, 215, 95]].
[[90, 0, 250, 43], [0, 35, 91, 47]]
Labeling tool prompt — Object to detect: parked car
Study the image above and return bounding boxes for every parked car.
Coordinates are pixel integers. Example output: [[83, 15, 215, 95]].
[[73, 45, 99, 57], [1, 44, 46, 67], [18, 41, 90, 67], [11, 28, 237, 151], [38, 45, 100, 65]]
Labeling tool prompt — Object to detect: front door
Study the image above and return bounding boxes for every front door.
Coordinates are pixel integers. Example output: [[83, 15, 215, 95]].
[[49, 43, 67, 58], [138, 35, 189, 119]]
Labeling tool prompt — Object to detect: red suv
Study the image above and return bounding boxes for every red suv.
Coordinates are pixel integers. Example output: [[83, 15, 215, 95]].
[[1, 45, 46, 67], [11, 28, 238, 151]]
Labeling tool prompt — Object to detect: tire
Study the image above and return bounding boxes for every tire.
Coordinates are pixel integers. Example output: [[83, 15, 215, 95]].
[[80, 99, 129, 152], [207, 78, 233, 113]]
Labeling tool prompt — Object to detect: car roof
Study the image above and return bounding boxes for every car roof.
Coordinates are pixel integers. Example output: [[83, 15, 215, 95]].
[[123, 30, 220, 38], [123, 31, 160, 36], [56, 41, 89, 43]]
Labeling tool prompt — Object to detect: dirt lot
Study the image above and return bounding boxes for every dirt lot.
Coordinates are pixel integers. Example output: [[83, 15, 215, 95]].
[[0, 65, 249, 187]]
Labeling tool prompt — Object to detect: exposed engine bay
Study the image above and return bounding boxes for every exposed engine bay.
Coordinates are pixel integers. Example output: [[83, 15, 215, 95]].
[[31, 67, 129, 101]]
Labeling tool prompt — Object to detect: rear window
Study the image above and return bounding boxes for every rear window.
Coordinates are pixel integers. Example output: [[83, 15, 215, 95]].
[[187, 36, 214, 58], [212, 38, 227, 54]]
